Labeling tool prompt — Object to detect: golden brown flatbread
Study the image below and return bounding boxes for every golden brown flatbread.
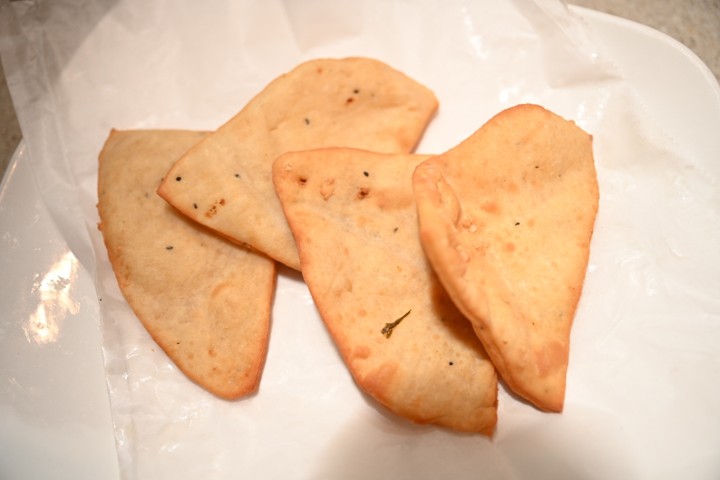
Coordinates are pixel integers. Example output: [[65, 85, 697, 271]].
[[273, 147, 498, 434], [157, 57, 438, 271], [97, 129, 276, 399], [412, 104, 598, 412]]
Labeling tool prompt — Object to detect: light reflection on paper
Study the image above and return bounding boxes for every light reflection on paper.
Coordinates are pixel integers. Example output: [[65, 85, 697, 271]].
[[498, 84, 520, 103], [24, 250, 80, 344], [460, 6, 488, 60]]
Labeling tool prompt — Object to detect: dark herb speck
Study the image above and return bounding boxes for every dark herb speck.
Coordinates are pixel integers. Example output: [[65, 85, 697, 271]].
[[382, 309, 411, 338]]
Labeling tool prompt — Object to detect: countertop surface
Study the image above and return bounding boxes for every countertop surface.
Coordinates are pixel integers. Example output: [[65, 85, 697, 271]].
[[0, 0, 718, 181]]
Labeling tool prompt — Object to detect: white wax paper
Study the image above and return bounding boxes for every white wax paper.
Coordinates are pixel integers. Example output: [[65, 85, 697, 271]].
[[1, 0, 719, 479]]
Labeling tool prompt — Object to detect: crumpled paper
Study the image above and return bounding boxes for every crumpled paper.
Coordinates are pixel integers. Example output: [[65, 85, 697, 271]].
[[1, 0, 719, 478]]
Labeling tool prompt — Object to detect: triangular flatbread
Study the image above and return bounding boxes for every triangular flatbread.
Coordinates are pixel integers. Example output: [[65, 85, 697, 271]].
[[412, 104, 598, 412], [157, 57, 438, 270], [98, 129, 276, 399], [273, 148, 498, 434]]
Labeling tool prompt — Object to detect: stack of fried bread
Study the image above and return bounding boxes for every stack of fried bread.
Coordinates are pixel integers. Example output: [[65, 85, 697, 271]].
[[97, 57, 598, 435]]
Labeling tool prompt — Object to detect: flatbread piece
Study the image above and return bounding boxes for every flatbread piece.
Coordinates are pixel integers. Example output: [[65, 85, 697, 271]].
[[98, 129, 276, 399], [158, 57, 438, 270], [273, 148, 498, 434], [412, 104, 598, 412]]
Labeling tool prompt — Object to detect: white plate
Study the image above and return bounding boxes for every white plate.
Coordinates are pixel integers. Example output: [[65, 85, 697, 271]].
[[1, 6, 719, 480]]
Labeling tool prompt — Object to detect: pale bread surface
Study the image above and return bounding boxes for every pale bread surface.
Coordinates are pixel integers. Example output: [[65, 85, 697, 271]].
[[412, 104, 598, 412], [273, 148, 498, 434], [98, 129, 276, 399], [157, 57, 438, 270]]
